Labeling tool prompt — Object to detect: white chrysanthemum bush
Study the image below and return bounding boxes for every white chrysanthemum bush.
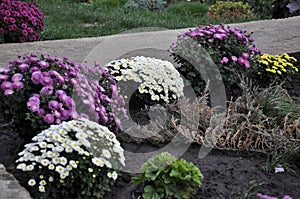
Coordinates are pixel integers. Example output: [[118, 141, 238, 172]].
[[15, 118, 125, 199], [105, 56, 184, 106]]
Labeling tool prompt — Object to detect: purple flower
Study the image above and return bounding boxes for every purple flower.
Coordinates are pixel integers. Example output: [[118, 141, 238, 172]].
[[110, 84, 118, 98], [238, 57, 250, 68], [55, 90, 66, 98], [242, 52, 249, 59], [4, 89, 14, 96], [60, 109, 70, 120], [48, 100, 59, 110], [38, 108, 46, 116], [53, 110, 61, 118], [213, 33, 226, 40], [29, 67, 40, 74], [220, 57, 229, 64], [19, 63, 29, 72], [13, 82, 24, 90], [64, 96, 76, 109], [40, 86, 54, 95], [40, 76, 53, 86], [0, 74, 8, 81], [12, 73, 23, 82], [1, 81, 13, 90], [282, 196, 293, 199], [29, 95, 40, 103], [27, 101, 39, 113], [44, 114, 54, 124], [38, 61, 49, 69], [231, 56, 238, 62], [208, 38, 214, 43], [31, 71, 41, 84]]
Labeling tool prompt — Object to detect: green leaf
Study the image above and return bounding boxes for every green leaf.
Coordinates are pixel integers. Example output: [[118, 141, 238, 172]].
[[143, 185, 162, 199]]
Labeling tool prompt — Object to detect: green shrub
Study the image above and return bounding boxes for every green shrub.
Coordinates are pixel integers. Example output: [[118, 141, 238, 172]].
[[133, 152, 203, 199], [207, 1, 253, 20], [124, 0, 168, 11], [165, 2, 208, 16]]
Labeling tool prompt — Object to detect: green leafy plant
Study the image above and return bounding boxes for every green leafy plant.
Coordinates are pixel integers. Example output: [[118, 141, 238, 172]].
[[132, 152, 203, 199], [170, 24, 262, 97], [15, 118, 125, 199], [207, 1, 253, 21]]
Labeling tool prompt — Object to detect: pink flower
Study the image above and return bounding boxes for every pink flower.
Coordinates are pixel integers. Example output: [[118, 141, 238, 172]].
[[13, 82, 24, 90], [1, 81, 13, 90], [231, 56, 238, 62], [38, 61, 49, 69], [221, 57, 229, 64], [12, 73, 23, 82], [242, 52, 249, 59], [48, 100, 59, 110], [40, 86, 54, 95], [44, 114, 54, 124], [19, 63, 29, 72], [31, 71, 41, 84]]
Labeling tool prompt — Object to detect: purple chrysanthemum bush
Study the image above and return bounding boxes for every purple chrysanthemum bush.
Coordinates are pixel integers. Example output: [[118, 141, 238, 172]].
[[170, 23, 263, 96], [0, 0, 44, 43], [0, 54, 126, 139]]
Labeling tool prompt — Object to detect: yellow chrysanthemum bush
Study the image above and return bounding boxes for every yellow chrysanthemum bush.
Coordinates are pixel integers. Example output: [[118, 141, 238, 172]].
[[252, 53, 298, 86], [15, 118, 125, 199]]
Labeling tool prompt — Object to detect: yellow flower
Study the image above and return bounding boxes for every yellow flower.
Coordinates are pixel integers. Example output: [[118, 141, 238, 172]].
[[277, 70, 282, 75]]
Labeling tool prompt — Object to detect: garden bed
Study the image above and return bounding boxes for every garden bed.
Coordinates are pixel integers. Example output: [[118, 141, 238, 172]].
[[0, 51, 299, 198]]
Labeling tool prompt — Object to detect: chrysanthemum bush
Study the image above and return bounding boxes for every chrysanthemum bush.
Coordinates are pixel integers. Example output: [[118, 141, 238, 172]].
[[206, 1, 253, 21], [251, 53, 298, 86], [15, 118, 125, 199], [0, 0, 44, 43], [105, 56, 184, 106], [0, 54, 126, 139], [170, 24, 262, 96]]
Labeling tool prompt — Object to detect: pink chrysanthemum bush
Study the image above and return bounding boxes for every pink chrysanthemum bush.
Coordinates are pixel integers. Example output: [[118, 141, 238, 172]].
[[0, 54, 126, 139], [0, 0, 44, 43], [170, 24, 262, 97]]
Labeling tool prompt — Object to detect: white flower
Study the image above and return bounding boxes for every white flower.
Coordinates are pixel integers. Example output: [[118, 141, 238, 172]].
[[16, 163, 26, 170], [26, 164, 34, 171], [69, 160, 77, 168], [107, 172, 112, 178], [39, 180, 46, 186], [39, 142, 47, 148], [55, 166, 65, 174], [105, 160, 112, 168], [48, 164, 55, 170], [39, 185, 45, 192], [75, 131, 88, 140], [52, 157, 60, 165], [60, 157, 68, 166], [28, 179, 36, 186], [48, 176, 54, 182], [102, 149, 111, 159], [41, 159, 50, 166], [112, 171, 118, 180]]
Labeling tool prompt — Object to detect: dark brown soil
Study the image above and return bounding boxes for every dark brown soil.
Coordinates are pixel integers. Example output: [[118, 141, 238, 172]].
[[1, 51, 300, 199]]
